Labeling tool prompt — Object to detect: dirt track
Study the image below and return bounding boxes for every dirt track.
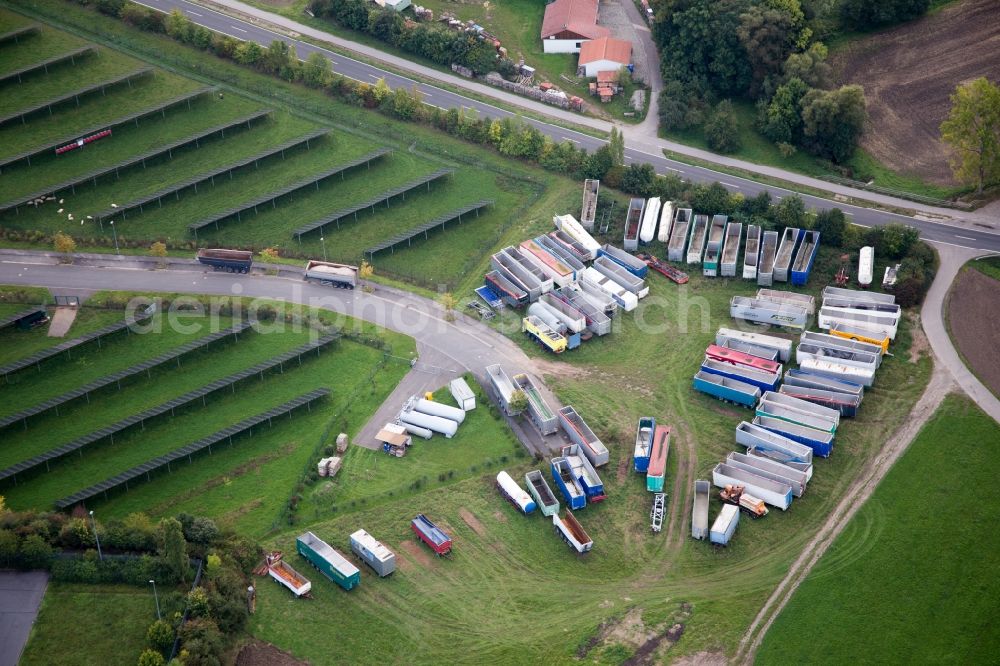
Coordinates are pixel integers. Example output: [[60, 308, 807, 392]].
[[946, 268, 1000, 397], [833, 0, 1000, 185]]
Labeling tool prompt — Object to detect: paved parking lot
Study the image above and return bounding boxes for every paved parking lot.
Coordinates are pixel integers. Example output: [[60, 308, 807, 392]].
[[0, 571, 48, 666]]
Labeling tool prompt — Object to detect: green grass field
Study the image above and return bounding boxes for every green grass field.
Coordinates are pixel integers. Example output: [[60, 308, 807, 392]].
[[757, 394, 1000, 663], [969, 255, 1000, 282]]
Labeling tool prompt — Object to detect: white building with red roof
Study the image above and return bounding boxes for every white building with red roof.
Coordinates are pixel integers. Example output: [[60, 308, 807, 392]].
[[540, 0, 610, 54], [577, 36, 633, 77]]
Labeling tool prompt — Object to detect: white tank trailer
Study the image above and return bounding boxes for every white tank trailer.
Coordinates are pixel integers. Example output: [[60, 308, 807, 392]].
[[399, 409, 457, 438], [640, 197, 661, 244], [401, 422, 433, 440], [415, 398, 466, 424], [657, 201, 675, 242], [496, 470, 537, 514]]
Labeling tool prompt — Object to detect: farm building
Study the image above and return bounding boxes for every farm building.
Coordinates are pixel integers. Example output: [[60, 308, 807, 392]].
[[577, 37, 632, 77], [541, 0, 609, 53], [373, 0, 411, 11]]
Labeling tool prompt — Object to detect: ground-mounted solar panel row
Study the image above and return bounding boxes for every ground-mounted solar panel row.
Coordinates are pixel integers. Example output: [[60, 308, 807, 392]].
[[0, 45, 96, 86], [0, 86, 216, 173], [0, 334, 338, 483], [293, 168, 454, 238], [188, 146, 392, 233], [0, 307, 46, 331], [366, 199, 495, 256], [0, 109, 272, 216], [0, 320, 254, 430], [91, 128, 330, 224], [0, 67, 153, 129], [0, 24, 39, 46], [0, 310, 154, 378], [54, 387, 330, 509]]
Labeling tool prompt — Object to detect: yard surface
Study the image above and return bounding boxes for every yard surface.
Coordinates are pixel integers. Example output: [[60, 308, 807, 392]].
[[946, 261, 1000, 399], [756, 394, 1000, 663]]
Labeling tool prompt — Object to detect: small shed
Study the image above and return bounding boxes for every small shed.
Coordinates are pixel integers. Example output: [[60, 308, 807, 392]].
[[577, 37, 632, 78], [449, 377, 476, 411], [377, 423, 412, 457]]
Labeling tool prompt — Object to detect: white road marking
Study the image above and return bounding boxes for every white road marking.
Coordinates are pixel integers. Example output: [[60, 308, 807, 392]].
[[720, 182, 740, 188], [232, 26, 247, 33], [956, 235, 976, 241], [562, 137, 579, 143], [843, 211, 855, 216], [662, 166, 682, 172], [188, 10, 202, 16]]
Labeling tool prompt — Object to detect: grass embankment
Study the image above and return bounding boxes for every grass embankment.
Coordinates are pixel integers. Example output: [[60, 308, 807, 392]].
[[757, 394, 1000, 663], [969, 255, 1000, 282], [0, 306, 126, 367]]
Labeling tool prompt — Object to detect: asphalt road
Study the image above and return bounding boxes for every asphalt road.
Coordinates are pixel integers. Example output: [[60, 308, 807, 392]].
[[134, 0, 1000, 253], [0, 571, 48, 666]]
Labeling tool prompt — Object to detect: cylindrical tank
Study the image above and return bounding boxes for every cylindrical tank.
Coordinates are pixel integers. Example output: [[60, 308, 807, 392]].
[[640, 197, 661, 243], [399, 410, 458, 437], [400, 422, 433, 439], [414, 398, 466, 424], [527, 302, 566, 333], [496, 471, 537, 514]]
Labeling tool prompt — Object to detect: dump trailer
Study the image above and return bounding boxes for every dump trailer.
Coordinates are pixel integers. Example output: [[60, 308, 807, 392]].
[[822, 286, 896, 305], [492, 249, 547, 300], [303, 260, 359, 289], [715, 327, 793, 362], [693, 371, 761, 408], [414, 398, 466, 424], [667, 208, 692, 261], [296, 532, 361, 590], [496, 470, 538, 514], [730, 295, 809, 331], [791, 230, 820, 285], [796, 342, 880, 371], [519, 240, 576, 287], [514, 373, 559, 435], [536, 235, 586, 273], [582, 267, 638, 311], [633, 416, 656, 473], [705, 344, 782, 374], [713, 463, 793, 511], [720, 221, 742, 277], [553, 511, 593, 553], [484, 271, 528, 308], [526, 469, 560, 516], [743, 225, 761, 279], [728, 452, 807, 497], [746, 447, 813, 479], [559, 406, 609, 466], [561, 444, 607, 501], [540, 292, 586, 333], [551, 457, 587, 510], [646, 425, 670, 492], [493, 264, 536, 305], [829, 322, 891, 353], [783, 369, 865, 401], [778, 384, 861, 417], [703, 215, 728, 276], [624, 198, 645, 250], [486, 364, 521, 416], [757, 230, 779, 286], [823, 297, 902, 318], [819, 308, 899, 341], [735, 421, 813, 464], [267, 555, 312, 597], [701, 357, 781, 393], [593, 256, 649, 298], [197, 248, 253, 273], [506, 245, 554, 292], [411, 514, 453, 556], [756, 399, 838, 434], [549, 230, 593, 263], [350, 529, 396, 577], [399, 409, 458, 438], [687, 214, 709, 264], [598, 244, 648, 278], [523, 315, 567, 354], [710, 504, 740, 546], [449, 378, 476, 411], [575, 278, 618, 316], [692, 480, 711, 540], [799, 358, 876, 387], [581, 179, 599, 230], [753, 414, 834, 457], [658, 201, 675, 242], [756, 289, 816, 315], [859, 245, 874, 288], [554, 214, 601, 255], [800, 330, 884, 362], [761, 390, 843, 427], [554, 287, 611, 336], [637, 252, 689, 284], [640, 197, 661, 244], [773, 227, 801, 283], [719, 338, 780, 362]]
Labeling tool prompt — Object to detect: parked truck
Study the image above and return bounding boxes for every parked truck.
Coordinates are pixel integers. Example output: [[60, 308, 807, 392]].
[[667, 208, 692, 262], [514, 373, 559, 435], [411, 514, 453, 556], [296, 532, 361, 590], [693, 371, 761, 408], [710, 503, 740, 546], [743, 225, 761, 279], [558, 406, 609, 467], [757, 230, 779, 286], [349, 529, 396, 577], [633, 416, 655, 473], [720, 221, 742, 277], [526, 469, 560, 516], [646, 425, 671, 492], [303, 260, 358, 289], [691, 480, 710, 540], [553, 511, 593, 553], [196, 248, 253, 273], [496, 470, 537, 514]]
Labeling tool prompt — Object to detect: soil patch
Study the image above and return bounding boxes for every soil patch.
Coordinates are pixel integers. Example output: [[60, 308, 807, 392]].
[[670, 650, 727, 666], [46, 307, 77, 337], [459, 508, 487, 537], [947, 267, 1000, 397], [832, 0, 1000, 185], [908, 313, 930, 363], [235, 640, 306, 666], [399, 539, 435, 568]]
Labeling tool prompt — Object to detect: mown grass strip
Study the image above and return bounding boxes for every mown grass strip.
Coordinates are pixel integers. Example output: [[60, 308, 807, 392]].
[[0, 23, 38, 46], [0, 44, 95, 86], [366, 199, 494, 256]]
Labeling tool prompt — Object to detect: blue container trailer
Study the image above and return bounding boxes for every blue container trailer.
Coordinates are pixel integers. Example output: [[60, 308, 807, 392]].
[[791, 231, 820, 285], [551, 457, 587, 510], [560, 444, 606, 501], [693, 371, 761, 409], [597, 244, 648, 278], [700, 357, 781, 393], [633, 416, 655, 473]]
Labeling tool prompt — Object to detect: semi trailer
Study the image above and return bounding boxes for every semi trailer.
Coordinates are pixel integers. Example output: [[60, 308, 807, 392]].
[[687, 214, 709, 264], [553, 512, 593, 553], [560, 444, 607, 501], [715, 327, 793, 362], [623, 198, 644, 251], [757, 231, 779, 286], [411, 514, 453, 556], [693, 371, 761, 408], [553, 214, 601, 255], [700, 357, 781, 393], [197, 248, 253, 273], [730, 295, 809, 331], [593, 256, 649, 297], [559, 406, 609, 466], [526, 469, 560, 516], [296, 532, 361, 590], [667, 208, 692, 261], [657, 201, 675, 242], [646, 425, 671, 492], [712, 463, 793, 510], [640, 197, 661, 244], [710, 504, 740, 546], [486, 364, 521, 416], [303, 260, 358, 289], [496, 470, 538, 514], [597, 244, 648, 278], [349, 529, 396, 577], [756, 289, 816, 315], [702, 215, 728, 276], [743, 225, 761, 279], [735, 421, 813, 464], [581, 267, 638, 312], [790, 230, 820, 285], [773, 227, 801, 283], [633, 416, 655, 473], [691, 480, 710, 540], [720, 221, 742, 277], [636, 252, 689, 284], [514, 373, 559, 435], [551, 456, 587, 510], [753, 414, 834, 457]]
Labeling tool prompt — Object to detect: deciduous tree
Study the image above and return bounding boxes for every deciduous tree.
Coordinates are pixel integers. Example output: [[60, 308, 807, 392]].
[[799, 85, 866, 163], [940, 77, 1000, 194]]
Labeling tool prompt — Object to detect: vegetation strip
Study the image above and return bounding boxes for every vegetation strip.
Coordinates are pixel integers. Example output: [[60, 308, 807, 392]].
[[187, 146, 391, 232], [0, 320, 254, 430], [0, 86, 215, 172], [0, 44, 96, 86], [365, 199, 494, 256], [0, 334, 338, 482], [53, 387, 331, 509], [0, 23, 38, 45], [91, 127, 328, 224], [0, 66, 153, 128], [0, 309, 152, 377], [293, 168, 454, 238]]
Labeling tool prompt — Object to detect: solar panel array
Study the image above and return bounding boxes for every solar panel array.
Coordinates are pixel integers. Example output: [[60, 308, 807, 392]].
[[0, 110, 272, 216], [293, 168, 454, 238], [0, 45, 97, 86], [0, 24, 39, 46], [0, 311, 153, 377], [188, 147, 391, 233], [0, 87, 215, 173], [0, 307, 46, 331], [54, 387, 330, 509], [366, 199, 493, 256], [88, 128, 328, 224], [0, 334, 338, 482], [0, 67, 154, 129], [0, 320, 254, 430]]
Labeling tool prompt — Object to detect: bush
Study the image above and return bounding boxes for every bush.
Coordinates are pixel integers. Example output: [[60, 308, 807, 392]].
[[147, 620, 175, 654], [18, 534, 53, 569], [138, 649, 166, 666], [704, 101, 742, 153]]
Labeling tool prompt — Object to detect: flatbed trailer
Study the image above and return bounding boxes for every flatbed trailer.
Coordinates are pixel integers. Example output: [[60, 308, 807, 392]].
[[667, 208, 692, 261], [773, 227, 801, 283], [553, 511, 593, 553], [721, 222, 742, 277], [526, 469, 560, 516], [691, 480, 710, 540], [687, 214, 709, 264], [558, 406, 609, 466], [757, 231, 779, 286], [743, 225, 761, 279]]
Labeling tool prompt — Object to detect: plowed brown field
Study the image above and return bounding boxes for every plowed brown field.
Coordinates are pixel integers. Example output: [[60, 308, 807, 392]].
[[948, 267, 1000, 397]]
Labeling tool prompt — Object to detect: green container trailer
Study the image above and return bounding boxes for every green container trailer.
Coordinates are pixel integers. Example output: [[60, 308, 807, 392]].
[[296, 531, 360, 591]]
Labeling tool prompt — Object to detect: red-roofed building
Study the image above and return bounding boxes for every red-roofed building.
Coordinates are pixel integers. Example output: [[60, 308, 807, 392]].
[[577, 37, 632, 77], [541, 0, 610, 53]]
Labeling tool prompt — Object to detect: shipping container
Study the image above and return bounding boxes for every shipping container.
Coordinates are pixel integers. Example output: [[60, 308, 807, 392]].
[[593, 256, 649, 297], [790, 230, 820, 285], [581, 179, 599, 230], [514, 373, 559, 435], [303, 260, 358, 289], [715, 327, 793, 362], [721, 222, 743, 277], [526, 469, 560, 516], [667, 208, 692, 262], [687, 214, 710, 264], [646, 425, 671, 492], [727, 452, 807, 497], [757, 231, 779, 286], [486, 364, 521, 415], [553, 214, 601, 254], [796, 342, 880, 371], [551, 457, 587, 510], [798, 358, 876, 387], [705, 344, 782, 374], [718, 338, 780, 362], [821, 286, 896, 306], [702, 215, 728, 276], [801, 330, 884, 362], [633, 416, 656, 473], [623, 198, 645, 251], [657, 201, 675, 242], [783, 369, 865, 400], [350, 529, 396, 577], [549, 230, 594, 263], [196, 248, 253, 273], [598, 244, 648, 278], [411, 514, 453, 556], [778, 384, 861, 417], [701, 357, 781, 393], [296, 532, 361, 590], [484, 271, 528, 308], [496, 470, 537, 514], [553, 511, 593, 553], [561, 444, 607, 500], [415, 398, 466, 424], [693, 370, 762, 408], [449, 378, 476, 411], [753, 414, 834, 457], [522, 315, 567, 354], [559, 407, 610, 467], [710, 504, 740, 546], [743, 225, 761, 279], [582, 267, 638, 311], [735, 421, 813, 464], [730, 295, 809, 331], [773, 227, 802, 283], [858, 246, 874, 288], [399, 409, 458, 438], [640, 197, 661, 244], [540, 292, 587, 333], [756, 289, 816, 315], [712, 463, 793, 511], [267, 555, 312, 597], [692, 480, 710, 540], [553, 287, 611, 336]]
